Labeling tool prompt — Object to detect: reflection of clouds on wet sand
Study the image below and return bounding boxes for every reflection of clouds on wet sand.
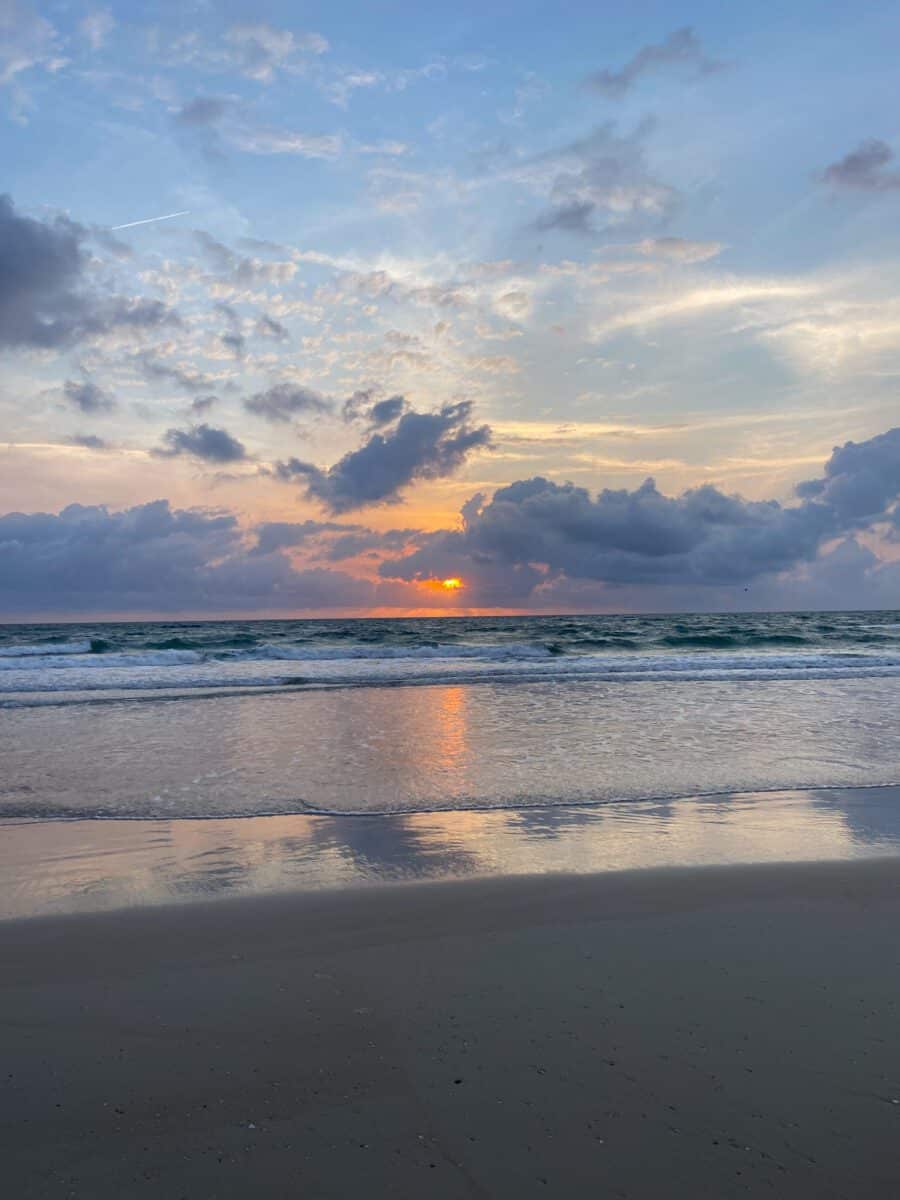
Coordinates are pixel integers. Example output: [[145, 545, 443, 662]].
[[808, 788, 900, 852], [3, 785, 900, 919]]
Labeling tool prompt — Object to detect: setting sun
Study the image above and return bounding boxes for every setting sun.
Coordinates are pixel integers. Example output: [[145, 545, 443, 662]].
[[420, 577, 465, 593]]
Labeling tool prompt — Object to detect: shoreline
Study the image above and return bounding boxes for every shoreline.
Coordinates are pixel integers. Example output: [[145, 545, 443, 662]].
[[3, 859, 899, 1197], [4, 776, 900, 823], [3, 785, 900, 922]]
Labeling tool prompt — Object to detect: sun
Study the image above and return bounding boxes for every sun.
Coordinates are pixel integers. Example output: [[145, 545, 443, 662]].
[[420, 577, 464, 592]]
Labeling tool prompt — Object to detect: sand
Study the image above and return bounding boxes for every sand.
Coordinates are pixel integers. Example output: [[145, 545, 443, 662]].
[[2, 859, 899, 1198]]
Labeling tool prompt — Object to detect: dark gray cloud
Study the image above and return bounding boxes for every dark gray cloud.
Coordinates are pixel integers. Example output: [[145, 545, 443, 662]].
[[191, 394, 218, 413], [324, 527, 420, 561], [250, 518, 419, 561], [276, 400, 492, 514], [62, 378, 115, 413], [244, 382, 331, 422], [822, 139, 900, 192], [0, 194, 82, 349], [0, 500, 373, 615], [795, 427, 900, 522], [67, 433, 108, 450], [252, 519, 360, 555], [5, 427, 899, 615], [341, 388, 407, 426], [368, 395, 408, 426], [0, 195, 179, 350], [382, 426, 900, 604], [155, 423, 248, 463], [586, 27, 723, 98], [530, 124, 678, 236]]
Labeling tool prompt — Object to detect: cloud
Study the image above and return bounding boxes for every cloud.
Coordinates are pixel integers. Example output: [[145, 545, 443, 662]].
[[194, 231, 297, 287], [0, 195, 179, 350], [67, 433, 108, 450], [155, 423, 248, 464], [322, 60, 449, 108], [324, 68, 383, 108], [275, 400, 492, 513], [356, 139, 410, 157], [341, 389, 407, 426], [0, 499, 375, 615], [795, 427, 900, 523], [173, 98, 355, 161], [536, 201, 595, 234], [528, 124, 678, 235], [159, 22, 328, 84], [226, 124, 342, 158], [136, 354, 219, 393], [4, 428, 899, 615], [585, 27, 723, 98], [222, 22, 328, 82], [368, 395, 408, 426], [822, 139, 900, 192], [79, 9, 115, 51], [382, 425, 900, 604], [0, 2, 66, 117], [251, 518, 420, 561], [244, 382, 331, 422], [256, 314, 288, 340], [252, 519, 357, 555], [637, 236, 724, 263], [62, 378, 115, 413], [174, 95, 230, 127], [323, 527, 421, 561], [215, 301, 244, 356], [590, 276, 815, 340]]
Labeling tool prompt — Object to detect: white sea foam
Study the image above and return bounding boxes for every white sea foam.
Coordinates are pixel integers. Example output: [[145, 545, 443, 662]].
[[0, 648, 204, 671], [0, 640, 94, 657], [2, 644, 900, 703]]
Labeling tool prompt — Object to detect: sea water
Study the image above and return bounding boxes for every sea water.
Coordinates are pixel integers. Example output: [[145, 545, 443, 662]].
[[1, 610, 899, 820]]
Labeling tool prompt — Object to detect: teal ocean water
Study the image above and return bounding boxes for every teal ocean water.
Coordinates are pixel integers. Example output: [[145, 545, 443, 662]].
[[2, 611, 900, 823], [2, 610, 900, 704]]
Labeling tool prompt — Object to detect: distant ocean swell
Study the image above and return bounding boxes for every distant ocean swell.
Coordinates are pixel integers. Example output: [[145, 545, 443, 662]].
[[1, 611, 900, 705]]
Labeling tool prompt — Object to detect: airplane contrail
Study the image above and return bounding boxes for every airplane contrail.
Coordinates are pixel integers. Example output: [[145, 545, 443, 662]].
[[111, 210, 190, 231]]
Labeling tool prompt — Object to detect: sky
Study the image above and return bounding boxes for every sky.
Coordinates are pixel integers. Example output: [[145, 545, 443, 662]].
[[2, 0, 900, 617]]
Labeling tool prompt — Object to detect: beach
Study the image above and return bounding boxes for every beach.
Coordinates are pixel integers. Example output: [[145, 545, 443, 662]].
[[3, 613, 900, 1196], [6, 0, 900, 1189], [3, 859, 899, 1198]]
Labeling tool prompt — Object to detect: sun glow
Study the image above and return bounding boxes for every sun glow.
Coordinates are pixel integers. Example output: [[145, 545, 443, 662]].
[[420, 577, 464, 592]]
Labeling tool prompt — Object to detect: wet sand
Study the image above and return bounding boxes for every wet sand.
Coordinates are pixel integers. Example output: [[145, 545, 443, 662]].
[[4, 784, 900, 920], [2, 859, 899, 1198]]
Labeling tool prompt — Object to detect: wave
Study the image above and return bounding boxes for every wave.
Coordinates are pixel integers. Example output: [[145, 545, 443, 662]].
[[236, 640, 561, 662], [0, 641, 561, 671], [0, 639, 94, 657], [1, 612, 899, 702], [3, 648, 900, 706], [0, 648, 204, 670]]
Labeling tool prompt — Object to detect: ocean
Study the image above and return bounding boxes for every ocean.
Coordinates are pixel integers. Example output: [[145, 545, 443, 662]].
[[2, 610, 900, 823], [4, 609, 900, 699]]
